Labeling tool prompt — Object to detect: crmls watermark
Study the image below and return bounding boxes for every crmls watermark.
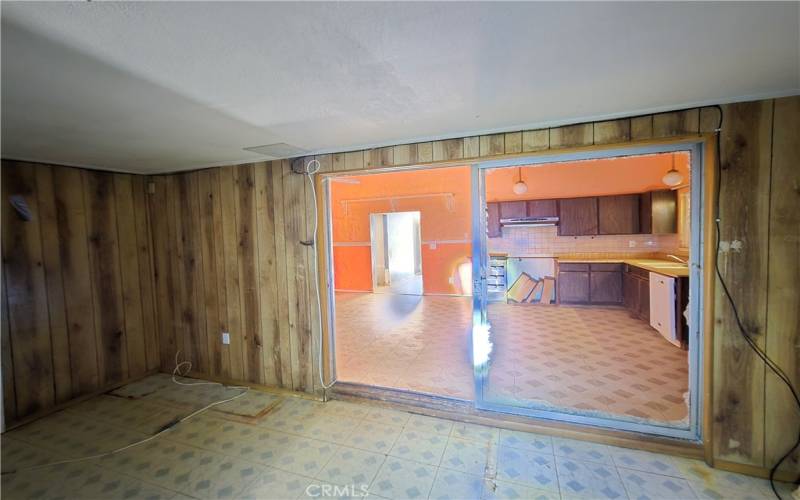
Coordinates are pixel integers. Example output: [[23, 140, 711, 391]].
[[305, 483, 369, 497]]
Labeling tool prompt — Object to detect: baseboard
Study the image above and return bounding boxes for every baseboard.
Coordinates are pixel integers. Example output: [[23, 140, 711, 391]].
[[713, 459, 799, 484], [3, 368, 160, 432], [181, 370, 325, 401]]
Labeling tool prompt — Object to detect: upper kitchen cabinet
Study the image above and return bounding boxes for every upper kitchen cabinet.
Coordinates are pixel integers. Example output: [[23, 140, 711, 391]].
[[599, 194, 640, 235], [499, 201, 527, 219], [526, 199, 558, 218], [487, 202, 502, 238], [640, 189, 677, 234], [558, 197, 598, 236]]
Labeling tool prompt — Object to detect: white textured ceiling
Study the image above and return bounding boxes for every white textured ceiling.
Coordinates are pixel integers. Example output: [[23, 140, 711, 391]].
[[2, 2, 798, 174]]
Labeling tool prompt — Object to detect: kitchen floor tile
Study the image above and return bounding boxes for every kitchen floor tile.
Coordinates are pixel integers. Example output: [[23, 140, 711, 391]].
[[369, 457, 437, 500]]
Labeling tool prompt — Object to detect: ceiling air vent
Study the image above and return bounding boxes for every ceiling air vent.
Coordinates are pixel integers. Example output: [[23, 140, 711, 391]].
[[243, 143, 309, 159]]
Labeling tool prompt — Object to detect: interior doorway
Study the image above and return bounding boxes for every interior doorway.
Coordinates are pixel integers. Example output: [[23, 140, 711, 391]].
[[370, 211, 423, 295]]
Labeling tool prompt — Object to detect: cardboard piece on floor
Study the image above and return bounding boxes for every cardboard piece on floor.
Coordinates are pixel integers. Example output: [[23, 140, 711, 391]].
[[507, 272, 537, 303], [539, 277, 555, 304], [527, 280, 544, 303]]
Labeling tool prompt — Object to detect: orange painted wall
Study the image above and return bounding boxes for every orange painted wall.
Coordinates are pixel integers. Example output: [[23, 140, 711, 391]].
[[486, 152, 690, 202], [330, 166, 472, 295]]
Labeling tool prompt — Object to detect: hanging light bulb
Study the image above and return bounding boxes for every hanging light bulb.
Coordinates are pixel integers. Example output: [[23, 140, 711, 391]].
[[513, 167, 528, 194], [662, 153, 683, 187]]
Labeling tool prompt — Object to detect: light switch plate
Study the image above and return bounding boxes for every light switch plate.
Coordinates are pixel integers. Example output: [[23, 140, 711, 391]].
[[222, 332, 230, 345]]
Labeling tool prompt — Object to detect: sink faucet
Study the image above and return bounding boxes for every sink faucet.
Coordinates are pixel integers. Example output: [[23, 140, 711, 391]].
[[666, 254, 687, 264]]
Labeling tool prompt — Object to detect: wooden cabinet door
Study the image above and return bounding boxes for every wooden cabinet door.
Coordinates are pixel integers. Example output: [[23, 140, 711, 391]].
[[623, 271, 639, 313], [639, 192, 652, 234], [558, 197, 598, 236], [590, 271, 623, 304], [638, 276, 651, 321], [557, 271, 590, 303], [651, 189, 678, 234], [487, 203, 501, 238], [527, 199, 557, 218], [499, 201, 527, 219], [599, 194, 640, 234]]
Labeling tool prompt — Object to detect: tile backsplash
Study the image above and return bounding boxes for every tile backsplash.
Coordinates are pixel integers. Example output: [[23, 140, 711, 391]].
[[488, 225, 681, 257]]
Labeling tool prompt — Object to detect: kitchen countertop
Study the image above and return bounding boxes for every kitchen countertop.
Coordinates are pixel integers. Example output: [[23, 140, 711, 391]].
[[556, 257, 690, 278]]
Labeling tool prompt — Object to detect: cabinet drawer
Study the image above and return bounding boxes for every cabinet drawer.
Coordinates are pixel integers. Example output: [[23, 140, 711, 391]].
[[559, 262, 589, 272], [591, 263, 622, 272]]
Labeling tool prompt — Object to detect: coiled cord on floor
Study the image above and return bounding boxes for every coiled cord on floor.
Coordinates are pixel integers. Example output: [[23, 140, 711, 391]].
[[0, 351, 249, 476]]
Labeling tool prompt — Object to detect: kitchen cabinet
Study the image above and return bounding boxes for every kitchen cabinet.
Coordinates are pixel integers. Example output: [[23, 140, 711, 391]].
[[499, 201, 527, 219], [526, 199, 558, 218], [557, 262, 622, 305], [599, 194, 640, 235], [557, 269, 590, 303], [623, 264, 650, 321], [640, 190, 677, 234], [487, 202, 501, 238], [558, 197, 598, 236], [589, 265, 623, 304]]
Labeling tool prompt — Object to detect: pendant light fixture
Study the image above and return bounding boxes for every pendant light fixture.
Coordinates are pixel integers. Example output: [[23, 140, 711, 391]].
[[662, 153, 683, 187], [512, 167, 528, 195]]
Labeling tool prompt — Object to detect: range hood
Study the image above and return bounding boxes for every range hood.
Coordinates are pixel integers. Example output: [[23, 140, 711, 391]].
[[500, 216, 559, 227]]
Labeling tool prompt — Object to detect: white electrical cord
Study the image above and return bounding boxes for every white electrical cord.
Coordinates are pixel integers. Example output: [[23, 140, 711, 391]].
[[1, 352, 249, 476], [303, 159, 336, 390]]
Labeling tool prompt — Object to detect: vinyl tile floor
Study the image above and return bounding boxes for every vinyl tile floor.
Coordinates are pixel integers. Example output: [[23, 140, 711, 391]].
[[1, 375, 795, 499], [335, 293, 689, 424]]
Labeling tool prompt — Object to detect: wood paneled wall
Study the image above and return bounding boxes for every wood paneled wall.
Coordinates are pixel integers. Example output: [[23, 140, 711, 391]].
[[1, 161, 159, 424], [2, 97, 797, 478], [712, 97, 800, 476], [145, 162, 321, 395]]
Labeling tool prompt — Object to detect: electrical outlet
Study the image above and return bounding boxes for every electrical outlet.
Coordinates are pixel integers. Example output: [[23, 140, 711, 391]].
[[448, 277, 455, 284], [629, 240, 636, 247], [221, 332, 230, 345]]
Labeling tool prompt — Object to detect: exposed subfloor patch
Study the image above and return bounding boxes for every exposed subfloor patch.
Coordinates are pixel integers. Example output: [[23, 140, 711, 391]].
[[2, 375, 793, 499]]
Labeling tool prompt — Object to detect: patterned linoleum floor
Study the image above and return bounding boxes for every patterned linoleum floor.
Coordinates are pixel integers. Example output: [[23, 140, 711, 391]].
[[1, 374, 794, 500], [334, 292, 474, 399], [335, 293, 689, 423], [485, 304, 689, 423]]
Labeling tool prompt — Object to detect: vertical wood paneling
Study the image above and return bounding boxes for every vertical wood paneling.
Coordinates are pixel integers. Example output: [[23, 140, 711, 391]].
[[235, 164, 263, 384], [271, 161, 294, 387], [1, 276, 16, 420], [712, 100, 773, 466], [113, 174, 148, 378], [593, 119, 631, 144], [549, 124, 593, 148], [53, 167, 99, 394], [254, 163, 281, 386], [197, 169, 226, 377], [653, 109, 700, 137], [503, 132, 522, 154], [282, 161, 312, 391], [765, 96, 800, 473], [131, 176, 159, 371], [2, 163, 54, 416], [83, 170, 128, 384], [463, 137, 480, 158], [149, 175, 177, 370], [479, 134, 504, 156], [34, 166, 72, 403], [631, 116, 654, 140], [219, 167, 245, 381], [522, 130, 549, 152], [433, 139, 464, 161]]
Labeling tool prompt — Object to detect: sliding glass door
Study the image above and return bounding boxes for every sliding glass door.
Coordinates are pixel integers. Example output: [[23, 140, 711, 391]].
[[471, 142, 705, 441]]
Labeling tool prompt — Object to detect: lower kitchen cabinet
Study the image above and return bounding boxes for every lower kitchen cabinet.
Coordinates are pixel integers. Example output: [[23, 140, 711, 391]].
[[558, 270, 590, 303], [590, 270, 623, 304], [623, 265, 650, 321]]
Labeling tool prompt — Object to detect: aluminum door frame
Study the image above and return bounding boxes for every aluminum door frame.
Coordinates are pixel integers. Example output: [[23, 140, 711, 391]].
[[471, 140, 705, 441]]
